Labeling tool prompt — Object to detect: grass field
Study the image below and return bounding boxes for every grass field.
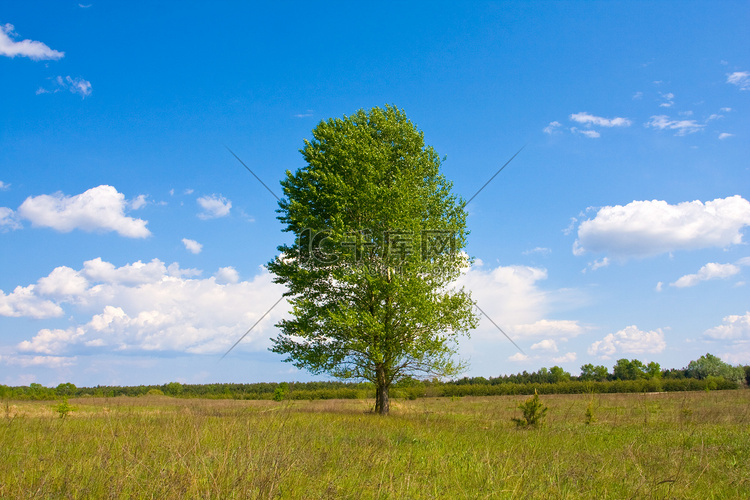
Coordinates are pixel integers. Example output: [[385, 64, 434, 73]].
[[1, 391, 749, 499]]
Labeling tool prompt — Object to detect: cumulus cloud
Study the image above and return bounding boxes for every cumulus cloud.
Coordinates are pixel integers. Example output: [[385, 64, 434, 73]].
[[17, 185, 150, 238], [670, 262, 740, 288], [129, 194, 148, 210], [82, 257, 169, 285], [11, 258, 288, 356], [718, 133, 734, 140], [0, 285, 64, 318], [197, 195, 231, 219], [215, 267, 240, 284], [530, 339, 558, 352], [0, 23, 64, 60], [573, 196, 750, 258], [727, 71, 750, 91], [569, 112, 632, 127], [588, 325, 666, 358], [704, 312, 750, 340], [510, 320, 584, 338], [543, 121, 562, 134], [455, 264, 584, 348], [182, 238, 203, 254], [36, 76, 92, 98], [18, 328, 85, 355], [0, 207, 21, 231], [0, 180, 9, 190], [645, 115, 704, 135], [509, 352, 529, 362], [36, 266, 89, 298], [552, 352, 577, 363]]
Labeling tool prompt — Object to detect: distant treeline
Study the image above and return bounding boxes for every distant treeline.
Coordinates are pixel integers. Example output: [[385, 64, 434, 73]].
[[2, 354, 748, 401]]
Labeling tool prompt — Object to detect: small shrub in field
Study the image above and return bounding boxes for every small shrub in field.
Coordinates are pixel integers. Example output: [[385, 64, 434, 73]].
[[147, 389, 164, 396], [273, 382, 288, 402], [512, 390, 548, 427], [585, 397, 597, 425], [55, 398, 75, 418]]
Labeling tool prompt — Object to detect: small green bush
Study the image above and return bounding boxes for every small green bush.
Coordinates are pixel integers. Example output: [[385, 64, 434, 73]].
[[146, 389, 164, 396], [273, 382, 288, 402], [512, 390, 548, 427], [55, 398, 75, 418]]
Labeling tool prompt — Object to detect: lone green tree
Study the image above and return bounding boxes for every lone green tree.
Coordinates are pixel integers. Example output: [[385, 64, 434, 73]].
[[268, 105, 478, 415]]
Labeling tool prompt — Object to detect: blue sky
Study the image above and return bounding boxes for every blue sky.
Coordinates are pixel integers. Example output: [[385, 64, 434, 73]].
[[1, 1, 748, 387]]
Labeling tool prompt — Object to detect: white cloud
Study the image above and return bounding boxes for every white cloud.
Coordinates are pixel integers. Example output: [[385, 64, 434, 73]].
[[509, 352, 528, 362], [720, 107, 732, 113], [36, 266, 89, 298], [215, 267, 240, 284], [0, 23, 64, 60], [0, 285, 64, 318], [543, 121, 562, 134], [0, 180, 9, 190], [574, 196, 750, 258], [659, 92, 675, 107], [18, 327, 85, 355], [0, 354, 76, 368], [584, 257, 609, 273], [197, 194, 231, 219], [522, 247, 551, 256], [530, 339, 558, 352], [129, 194, 148, 210], [727, 71, 750, 91], [182, 238, 203, 254], [704, 312, 750, 340], [17, 185, 150, 238], [0, 207, 21, 231], [588, 325, 666, 358], [37, 76, 92, 98], [552, 352, 577, 363], [655, 282, 663, 292], [82, 257, 167, 285], [569, 112, 632, 127], [571, 127, 601, 139], [632, 91, 643, 100], [718, 133, 734, 140], [453, 263, 584, 357], [645, 115, 704, 135], [11, 258, 288, 355], [670, 262, 740, 288], [510, 320, 584, 338]]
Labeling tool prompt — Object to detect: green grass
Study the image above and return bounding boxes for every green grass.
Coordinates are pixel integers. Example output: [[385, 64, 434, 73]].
[[1, 391, 749, 498]]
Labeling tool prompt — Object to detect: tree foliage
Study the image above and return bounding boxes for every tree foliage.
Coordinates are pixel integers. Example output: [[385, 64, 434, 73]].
[[579, 364, 609, 382], [686, 353, 745, 384], [267, 105, 478, 414]]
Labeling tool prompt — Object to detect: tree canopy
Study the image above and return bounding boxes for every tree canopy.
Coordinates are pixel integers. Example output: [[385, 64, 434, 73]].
[[267, 105, 478, 414]]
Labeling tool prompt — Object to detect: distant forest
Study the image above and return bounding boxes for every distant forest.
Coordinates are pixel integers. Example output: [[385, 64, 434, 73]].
[[2, 354, 748, 401]]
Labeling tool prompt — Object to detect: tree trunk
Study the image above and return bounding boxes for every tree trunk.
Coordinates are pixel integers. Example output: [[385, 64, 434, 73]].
[[374, 365, 390, 415]]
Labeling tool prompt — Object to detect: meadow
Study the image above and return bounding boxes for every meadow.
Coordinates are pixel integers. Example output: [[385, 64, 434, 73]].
[[1, 391, 748, 499]]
